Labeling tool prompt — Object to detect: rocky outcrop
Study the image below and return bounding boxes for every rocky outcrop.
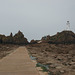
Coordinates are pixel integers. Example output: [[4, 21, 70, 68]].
[[0, 31, 28, 45], [41, 31, 75, 44], [49, 31, 75, 44], [13, 31, 28, 45]]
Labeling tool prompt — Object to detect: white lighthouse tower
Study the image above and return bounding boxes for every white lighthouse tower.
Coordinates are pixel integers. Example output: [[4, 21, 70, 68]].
[[66, 21, 70, 31]]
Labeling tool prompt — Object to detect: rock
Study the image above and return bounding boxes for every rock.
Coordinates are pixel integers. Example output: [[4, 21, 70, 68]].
[[60, 70, 65, 73], [69, 62, 75, 65], [56, 66, 62, 69], [7, 47, 9, 49], [50, 65, 56, 68], [71, 65, 75, 69]]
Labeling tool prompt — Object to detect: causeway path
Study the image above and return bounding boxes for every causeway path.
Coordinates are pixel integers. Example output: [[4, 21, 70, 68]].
[[0, 47, 40, 75]]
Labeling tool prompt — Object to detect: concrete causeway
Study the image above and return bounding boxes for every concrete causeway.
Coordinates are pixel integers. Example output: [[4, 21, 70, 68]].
[[0, 47, 40, 75]]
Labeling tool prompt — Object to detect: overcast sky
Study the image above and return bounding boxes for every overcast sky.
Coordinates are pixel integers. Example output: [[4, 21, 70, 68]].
[[0, 0, 75, 41]]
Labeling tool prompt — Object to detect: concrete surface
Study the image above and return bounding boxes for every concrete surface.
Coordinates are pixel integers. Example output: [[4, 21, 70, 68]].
[[0, 47, 40, 75]]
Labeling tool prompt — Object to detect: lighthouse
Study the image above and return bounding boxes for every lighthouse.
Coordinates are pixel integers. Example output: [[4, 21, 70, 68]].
[[66, 21, 70, 30]]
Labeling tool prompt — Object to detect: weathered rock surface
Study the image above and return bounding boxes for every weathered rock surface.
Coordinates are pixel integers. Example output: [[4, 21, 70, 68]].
[[26, 43, 75, 75]]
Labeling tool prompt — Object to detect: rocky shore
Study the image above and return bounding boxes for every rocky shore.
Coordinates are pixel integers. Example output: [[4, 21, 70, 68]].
[[26, 43, 75, 75]]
